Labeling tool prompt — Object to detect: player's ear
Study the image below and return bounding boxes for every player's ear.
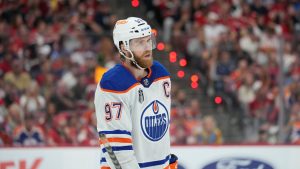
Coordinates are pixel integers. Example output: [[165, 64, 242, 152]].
[[119, 42, 126, 53], [119, 41, 129, 58], [119, 41, 127, 61]]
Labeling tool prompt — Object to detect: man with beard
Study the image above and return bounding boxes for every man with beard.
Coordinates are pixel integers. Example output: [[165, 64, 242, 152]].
[[94, 17, 177, 169]]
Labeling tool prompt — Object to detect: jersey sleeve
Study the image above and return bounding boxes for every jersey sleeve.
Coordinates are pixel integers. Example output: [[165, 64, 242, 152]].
[[94, 84, 140, 169]]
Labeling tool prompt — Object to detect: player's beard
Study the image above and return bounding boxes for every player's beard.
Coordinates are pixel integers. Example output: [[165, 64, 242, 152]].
[[134, 51, 153, 68]]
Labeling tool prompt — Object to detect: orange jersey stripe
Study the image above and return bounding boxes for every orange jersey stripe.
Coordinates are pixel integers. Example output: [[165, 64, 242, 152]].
[[164, 165, 170, 169], [147, 67, 152, 78], [164, 161, 177, 169], [101, 83, 139, 93], [154, 76, 170, 82], [100, 166, 111, 169], [99, 137, 132, 145]]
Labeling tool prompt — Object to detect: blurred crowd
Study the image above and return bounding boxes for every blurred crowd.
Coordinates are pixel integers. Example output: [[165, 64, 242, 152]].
[[0, 0, 119, 146], [1, 0, 300, 147], [146, 0, 300, 144]]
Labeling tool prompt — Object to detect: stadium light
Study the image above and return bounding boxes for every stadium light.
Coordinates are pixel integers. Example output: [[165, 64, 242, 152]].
[[214, 96, 223, 104], [131, 0, 139, 8], [179, 58, 187, 67], [169, 51, 177, 63], [191, 82, 198, 89], [191, 74, 199, 82], [157, 42, 165, 51], [177, 70, 185, 78]]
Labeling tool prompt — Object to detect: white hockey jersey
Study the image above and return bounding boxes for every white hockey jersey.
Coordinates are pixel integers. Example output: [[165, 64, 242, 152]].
[[94, 61, 171, 169]]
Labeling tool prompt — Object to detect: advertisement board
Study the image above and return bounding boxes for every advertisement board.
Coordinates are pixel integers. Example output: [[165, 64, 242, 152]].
[[0, 146, 299, 169], [171, 146, 300, 169]]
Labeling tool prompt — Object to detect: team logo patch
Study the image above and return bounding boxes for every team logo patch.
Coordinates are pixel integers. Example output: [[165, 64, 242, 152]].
[[140, 100, 169, 141], [142, 78, 150, 87]]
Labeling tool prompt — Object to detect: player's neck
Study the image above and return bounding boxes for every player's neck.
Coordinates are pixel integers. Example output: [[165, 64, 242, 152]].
[[123, 61, 147, 80]]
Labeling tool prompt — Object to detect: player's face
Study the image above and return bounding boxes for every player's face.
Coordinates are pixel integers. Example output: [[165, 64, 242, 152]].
[[130, 35, 153, 68]]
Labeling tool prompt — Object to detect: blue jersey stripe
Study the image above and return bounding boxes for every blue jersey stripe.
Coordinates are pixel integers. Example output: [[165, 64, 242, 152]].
[[99, 130, 131, 136], [100, 154, 170, 167], [138, 155, 170, 168], [102, 145, 133, 153], [100, 157, 106, 164]]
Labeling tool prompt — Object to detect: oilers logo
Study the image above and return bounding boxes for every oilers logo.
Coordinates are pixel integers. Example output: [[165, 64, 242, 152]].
[[140, 100, 169, 141]]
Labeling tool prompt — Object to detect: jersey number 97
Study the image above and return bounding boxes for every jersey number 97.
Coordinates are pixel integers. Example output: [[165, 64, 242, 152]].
[[105, 102, 123, 121]]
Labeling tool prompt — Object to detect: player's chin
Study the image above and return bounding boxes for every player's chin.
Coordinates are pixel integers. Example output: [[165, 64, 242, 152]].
[[140, 58, 153, 68]]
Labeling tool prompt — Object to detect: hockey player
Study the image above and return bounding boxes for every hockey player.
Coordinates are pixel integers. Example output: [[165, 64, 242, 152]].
[[94, 17, 178, 169]]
